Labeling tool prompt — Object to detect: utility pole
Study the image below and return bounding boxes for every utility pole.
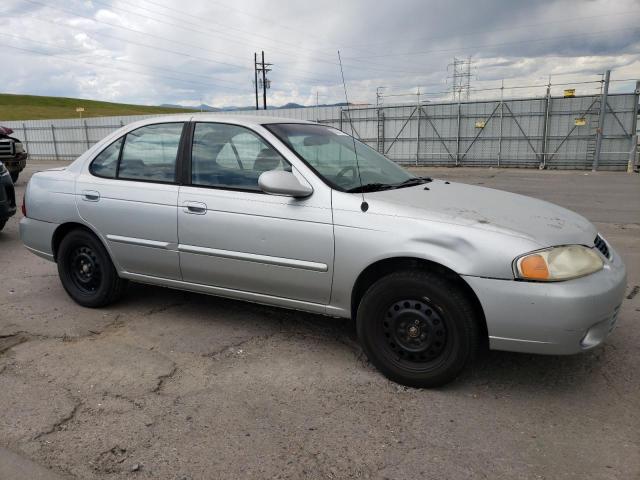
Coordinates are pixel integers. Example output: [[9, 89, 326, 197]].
[[261, 51, 267, 110], [254, 51, 272, 110], [254, 52, 259, 110]]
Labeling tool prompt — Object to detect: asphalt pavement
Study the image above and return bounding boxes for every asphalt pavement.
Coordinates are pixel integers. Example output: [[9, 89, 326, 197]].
[[1, 162, 638, 479]]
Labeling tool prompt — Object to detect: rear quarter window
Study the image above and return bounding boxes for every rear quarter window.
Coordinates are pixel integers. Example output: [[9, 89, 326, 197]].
[[89, 138, 123, 178]]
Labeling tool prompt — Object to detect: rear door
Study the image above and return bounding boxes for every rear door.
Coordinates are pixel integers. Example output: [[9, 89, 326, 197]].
[[177, 121, 334, 304], [76, 122, 185, 280]]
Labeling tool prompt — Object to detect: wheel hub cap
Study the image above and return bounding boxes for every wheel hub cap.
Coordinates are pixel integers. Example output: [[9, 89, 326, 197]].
[[383, 299, 448, 363], [69, 246, 101, 293]]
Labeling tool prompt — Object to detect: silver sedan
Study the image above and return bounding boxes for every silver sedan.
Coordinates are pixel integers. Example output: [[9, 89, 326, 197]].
[[19, 115, 627, 387]]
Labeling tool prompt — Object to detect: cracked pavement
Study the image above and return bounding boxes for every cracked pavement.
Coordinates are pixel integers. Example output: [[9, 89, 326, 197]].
[[0, 162, 639, 479]]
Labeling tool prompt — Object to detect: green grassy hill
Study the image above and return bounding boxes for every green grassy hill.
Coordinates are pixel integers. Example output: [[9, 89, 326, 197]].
[[0, 93, 199, 121]]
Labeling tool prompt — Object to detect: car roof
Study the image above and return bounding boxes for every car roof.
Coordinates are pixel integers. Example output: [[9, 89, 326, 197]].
[[127, 113, 316, 128], [191, 113, 314, 126]]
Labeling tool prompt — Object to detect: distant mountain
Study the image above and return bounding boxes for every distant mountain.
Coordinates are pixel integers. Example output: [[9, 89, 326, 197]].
[[159, 101, 355, 112], [278, 102, 305, 109], [160, 103, 220, 112]]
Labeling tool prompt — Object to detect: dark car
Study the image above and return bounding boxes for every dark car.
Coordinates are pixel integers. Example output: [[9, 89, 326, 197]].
[[0, 161, 16, 231], [0, 126, 28, 183]]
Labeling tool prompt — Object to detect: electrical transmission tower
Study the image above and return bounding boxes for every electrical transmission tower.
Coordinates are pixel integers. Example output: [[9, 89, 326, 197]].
[[254, 51, 272, 110], [448, 57, 473, 101]]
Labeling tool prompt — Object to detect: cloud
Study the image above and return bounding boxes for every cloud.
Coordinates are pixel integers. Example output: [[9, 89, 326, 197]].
[[1, 0, 639, 108]]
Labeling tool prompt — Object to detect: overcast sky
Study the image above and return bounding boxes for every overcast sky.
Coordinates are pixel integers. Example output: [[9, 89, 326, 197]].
[[2, 0, 640, 107]]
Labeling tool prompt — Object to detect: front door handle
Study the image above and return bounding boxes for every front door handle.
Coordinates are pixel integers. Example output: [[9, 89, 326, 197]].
[[81, 190, 100, 202], [183, 201, 207, 215]]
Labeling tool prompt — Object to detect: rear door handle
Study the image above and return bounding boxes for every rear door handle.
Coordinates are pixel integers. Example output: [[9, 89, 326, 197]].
[[183, 201, 207, 215], [81, 190, 100, 202]]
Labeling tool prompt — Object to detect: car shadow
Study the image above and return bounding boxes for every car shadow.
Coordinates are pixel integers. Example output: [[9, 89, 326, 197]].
[[119, 283, 609, 393]]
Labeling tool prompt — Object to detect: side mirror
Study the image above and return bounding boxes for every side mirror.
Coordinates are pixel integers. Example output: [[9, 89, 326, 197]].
[[258, 170, 313, 198]]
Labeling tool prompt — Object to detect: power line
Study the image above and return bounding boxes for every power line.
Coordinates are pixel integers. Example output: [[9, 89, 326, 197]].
[[138, 0, 379, 57], [88, 0, 339, 64], [343, 26, 640, 60], [0, 31, 247, 89], [1, 43, 245, 93], [339, 9, 640, 50], [18, 0, 442, 79], [18, 0, 338, 80]]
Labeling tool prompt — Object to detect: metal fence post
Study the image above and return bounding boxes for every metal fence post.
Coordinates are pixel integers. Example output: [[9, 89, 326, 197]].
[[592, 69, 610, 171], [377, 109, 385, 154], [51, 124, 59, 161], [416, 102, 421, 165], [498, 80, 503, 167], [21, 123, 29, 153], [84, 120, 91, 149], [629, 81, 640, 172], [629, 134, 638, 173], [540, 78, 551, 169], [376, 107, 384, 154], [339, 108, 343, 132], [455, 101, 461, 166]]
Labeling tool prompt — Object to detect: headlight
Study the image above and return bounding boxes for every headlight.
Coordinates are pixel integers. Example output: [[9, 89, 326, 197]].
[[0, 162, 7, 176], [14, 142, 24, 153], [514, 245, 604, 281]]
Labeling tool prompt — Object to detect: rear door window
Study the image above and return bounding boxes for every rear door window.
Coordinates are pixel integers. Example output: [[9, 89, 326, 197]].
[[118, 123, 183, 182]]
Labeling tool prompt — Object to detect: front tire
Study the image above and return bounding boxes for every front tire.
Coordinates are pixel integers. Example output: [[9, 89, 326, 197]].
[[0, 219, 6, 232], [10, 171, 18, 183], [356, 270, 479, 388], [57, 229, 127, 307]]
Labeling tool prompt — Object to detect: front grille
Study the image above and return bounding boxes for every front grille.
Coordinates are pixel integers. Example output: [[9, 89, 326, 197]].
[[594, 234, 610, 259], [0, 140, 14, 158]]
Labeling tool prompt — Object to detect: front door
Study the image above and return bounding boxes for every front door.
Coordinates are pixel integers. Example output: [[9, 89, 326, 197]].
[[177, 122, 334, 305], [76, 122, 185, 280]]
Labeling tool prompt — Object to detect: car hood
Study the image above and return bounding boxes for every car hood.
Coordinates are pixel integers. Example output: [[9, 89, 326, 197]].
[[369, 180, 597, 248]]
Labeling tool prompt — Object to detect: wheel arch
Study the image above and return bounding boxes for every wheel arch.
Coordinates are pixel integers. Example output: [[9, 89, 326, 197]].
[[350, 257, 488, 342], [51, 222, 113, 265]]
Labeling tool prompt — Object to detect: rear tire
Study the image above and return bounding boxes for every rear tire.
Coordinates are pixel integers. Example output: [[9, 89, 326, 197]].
[[356, 270, 479, 388], [57, 229, 127, 307], [10, 171, 18, 183]]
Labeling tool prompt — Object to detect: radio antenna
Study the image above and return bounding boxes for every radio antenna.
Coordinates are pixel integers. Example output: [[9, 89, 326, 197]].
[[338, 50, 368, 212]]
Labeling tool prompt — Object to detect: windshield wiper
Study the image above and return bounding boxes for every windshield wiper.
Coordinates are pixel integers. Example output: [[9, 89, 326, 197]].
[[346, 177, 433, 193], [390, 176, 433, 189], [346, 183, 393, 193]]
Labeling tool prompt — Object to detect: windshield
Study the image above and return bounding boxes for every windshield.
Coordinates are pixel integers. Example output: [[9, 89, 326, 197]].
[[266, 123, 416, 192]]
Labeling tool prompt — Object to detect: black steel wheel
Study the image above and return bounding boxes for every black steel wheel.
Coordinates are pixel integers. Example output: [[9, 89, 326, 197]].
[[68, 245, 102, 294], [383, 298, 448, 366], [357, 270, 480, 388], [57, 229, 127, 308]]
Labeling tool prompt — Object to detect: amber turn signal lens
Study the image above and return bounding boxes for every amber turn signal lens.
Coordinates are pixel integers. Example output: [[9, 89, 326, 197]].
[[519, 254, 549, 280]]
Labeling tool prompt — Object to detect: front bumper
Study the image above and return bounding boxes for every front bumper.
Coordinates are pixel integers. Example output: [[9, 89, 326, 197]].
[[0, 172, 16, 219], [463, 247, 627, 355], [2, 152, 28, 173]]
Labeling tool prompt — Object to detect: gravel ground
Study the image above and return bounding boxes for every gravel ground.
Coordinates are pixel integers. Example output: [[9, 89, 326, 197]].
[[1, 162, 638, 480]]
